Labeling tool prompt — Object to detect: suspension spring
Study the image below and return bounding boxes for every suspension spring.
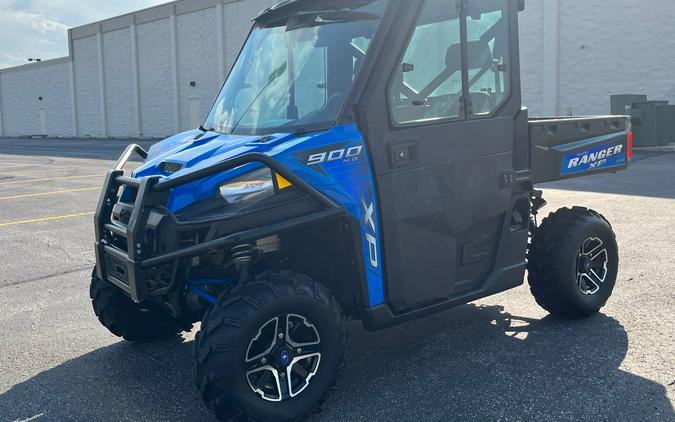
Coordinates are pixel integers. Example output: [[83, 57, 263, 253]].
[[231, 244, 255, 288], [231, 244, 255, 268]]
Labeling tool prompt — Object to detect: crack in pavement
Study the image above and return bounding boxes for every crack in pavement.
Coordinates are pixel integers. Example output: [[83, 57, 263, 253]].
[[0, 266, 92, 290]]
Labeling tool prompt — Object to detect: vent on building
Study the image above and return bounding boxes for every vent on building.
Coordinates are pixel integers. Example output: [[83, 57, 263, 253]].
[[159, 162, 183, 173]]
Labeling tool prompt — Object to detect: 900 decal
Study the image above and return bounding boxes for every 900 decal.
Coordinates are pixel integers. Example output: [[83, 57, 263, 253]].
[[307, 145, 363, 166]]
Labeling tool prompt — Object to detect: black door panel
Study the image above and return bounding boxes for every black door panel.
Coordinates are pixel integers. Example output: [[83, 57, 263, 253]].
[[356, 0, 527, 313]]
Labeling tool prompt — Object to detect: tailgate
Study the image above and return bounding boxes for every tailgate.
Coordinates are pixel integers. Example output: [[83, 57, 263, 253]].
[[529, 116, 630, 184]]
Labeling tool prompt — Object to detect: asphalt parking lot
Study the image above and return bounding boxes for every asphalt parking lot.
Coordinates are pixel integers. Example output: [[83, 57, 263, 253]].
[[0, 138, 673, 422]]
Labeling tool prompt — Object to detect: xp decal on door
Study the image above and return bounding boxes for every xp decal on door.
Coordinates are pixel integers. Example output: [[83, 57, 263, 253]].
[[89, 0, 630, 421]]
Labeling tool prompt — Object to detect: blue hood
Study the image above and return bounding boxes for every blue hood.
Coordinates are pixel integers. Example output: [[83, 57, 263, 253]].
[[129, 124, 386, 306], [137, 130, 297, 179], [132, 125, 370, 213]]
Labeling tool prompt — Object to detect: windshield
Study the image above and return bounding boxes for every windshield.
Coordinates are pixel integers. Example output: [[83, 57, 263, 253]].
[[204, 0, 389, 135]]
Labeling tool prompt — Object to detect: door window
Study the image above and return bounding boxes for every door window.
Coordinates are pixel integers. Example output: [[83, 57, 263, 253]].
[[466, 0, 510, 116], [389, 0, 511, 125], [389, 0, 463, 125]]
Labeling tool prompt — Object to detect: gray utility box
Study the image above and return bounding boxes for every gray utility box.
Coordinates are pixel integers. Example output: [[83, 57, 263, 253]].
[[656, 104, 675, 145], [610, 94, 647, 116], [631, 101, 669, 147]]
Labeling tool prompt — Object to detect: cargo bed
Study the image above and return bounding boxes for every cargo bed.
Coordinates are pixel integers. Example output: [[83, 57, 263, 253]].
[[529, 115, 631, 184]]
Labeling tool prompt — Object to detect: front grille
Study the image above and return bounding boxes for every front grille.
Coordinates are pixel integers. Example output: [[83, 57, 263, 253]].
[[160, 161, 183, 173]]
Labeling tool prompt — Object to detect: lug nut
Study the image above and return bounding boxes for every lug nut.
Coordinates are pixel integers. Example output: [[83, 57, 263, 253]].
[[280, 373, 286, 378], [297, 348, 302, 354], [278, 332, 284, 339], [261, 358, 267, 364]]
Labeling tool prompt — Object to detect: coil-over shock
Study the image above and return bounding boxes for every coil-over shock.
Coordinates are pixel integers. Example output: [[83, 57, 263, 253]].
[[230, 244, 255, 288]]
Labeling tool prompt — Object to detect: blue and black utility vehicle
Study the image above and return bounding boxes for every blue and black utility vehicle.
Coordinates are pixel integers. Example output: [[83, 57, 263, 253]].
[[90, 0, 632, 420]]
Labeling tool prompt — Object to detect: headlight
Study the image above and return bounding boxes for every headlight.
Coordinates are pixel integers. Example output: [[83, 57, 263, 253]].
[[218, 167, 275, 204]]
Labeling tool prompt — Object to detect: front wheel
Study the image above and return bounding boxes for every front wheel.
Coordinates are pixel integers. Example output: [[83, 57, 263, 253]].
[[528, 207, 619, 318], [194, 271, 347, 422], [90, 269, 182, 342]]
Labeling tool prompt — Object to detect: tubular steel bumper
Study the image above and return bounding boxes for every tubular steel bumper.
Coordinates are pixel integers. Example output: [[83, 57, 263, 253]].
[[94, 144, 342, 303]]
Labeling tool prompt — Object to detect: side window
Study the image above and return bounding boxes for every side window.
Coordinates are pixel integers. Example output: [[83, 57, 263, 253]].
[[466, 0, 510, 116], [389, 0, 463, 125]]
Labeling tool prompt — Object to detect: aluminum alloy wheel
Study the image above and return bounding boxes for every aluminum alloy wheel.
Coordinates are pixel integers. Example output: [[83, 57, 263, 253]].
[[576, 237, 609, 295], [245, 314, 321, 402]]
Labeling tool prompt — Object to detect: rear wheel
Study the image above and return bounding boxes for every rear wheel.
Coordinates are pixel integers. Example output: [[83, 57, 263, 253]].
[[90, 269, 182, 342], [194, 271, 346, 422], [528, 207, 619, 318]]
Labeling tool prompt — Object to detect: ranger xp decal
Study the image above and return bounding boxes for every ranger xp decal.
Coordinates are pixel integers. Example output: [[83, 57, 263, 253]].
[[561, 143, 626, 175]]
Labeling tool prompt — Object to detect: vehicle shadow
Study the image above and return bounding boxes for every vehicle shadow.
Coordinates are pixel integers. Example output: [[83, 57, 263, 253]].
[[0, 304, 672, 422]]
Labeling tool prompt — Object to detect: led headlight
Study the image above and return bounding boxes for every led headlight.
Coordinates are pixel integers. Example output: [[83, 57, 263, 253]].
[[218, 167, 275, 204]]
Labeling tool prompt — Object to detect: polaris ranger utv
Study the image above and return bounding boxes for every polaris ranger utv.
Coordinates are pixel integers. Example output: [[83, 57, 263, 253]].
[[91, 0, 631, 420]]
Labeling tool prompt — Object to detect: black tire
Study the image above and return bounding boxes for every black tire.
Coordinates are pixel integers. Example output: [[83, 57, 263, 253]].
[[528, 207, 619, 318], [194, 271, 347, 422], [90, 269, 181, 342]]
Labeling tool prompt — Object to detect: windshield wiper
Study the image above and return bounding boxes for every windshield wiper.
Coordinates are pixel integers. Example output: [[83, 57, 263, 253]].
[[230, 62, 288, 134]]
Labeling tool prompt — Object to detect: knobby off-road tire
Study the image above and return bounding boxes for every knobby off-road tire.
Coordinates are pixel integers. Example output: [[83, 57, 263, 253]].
[[528, 207, 619, 318], [90, 269, 182, 342], [194, 271, 347, 422]]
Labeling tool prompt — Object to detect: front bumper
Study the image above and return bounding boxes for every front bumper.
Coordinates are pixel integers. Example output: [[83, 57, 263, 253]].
[[94, 144, 343, 303]]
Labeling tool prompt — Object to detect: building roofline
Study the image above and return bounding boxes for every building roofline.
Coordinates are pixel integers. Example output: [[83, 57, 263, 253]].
[[0, 57, 70, 74]]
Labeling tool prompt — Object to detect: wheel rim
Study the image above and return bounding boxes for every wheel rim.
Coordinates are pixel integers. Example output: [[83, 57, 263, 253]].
[[245, 314, 321, 402], [576, 237, 609, 295]]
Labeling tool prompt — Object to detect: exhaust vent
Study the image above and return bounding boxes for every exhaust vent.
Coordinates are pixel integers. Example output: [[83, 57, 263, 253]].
[[159, 162, 183, 173]]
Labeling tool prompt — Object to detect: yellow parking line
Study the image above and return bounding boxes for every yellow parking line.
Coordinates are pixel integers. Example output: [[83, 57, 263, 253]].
[[0, 212, 95, 228], [0, 174, 103, 186], [0, 187, 100, 201]]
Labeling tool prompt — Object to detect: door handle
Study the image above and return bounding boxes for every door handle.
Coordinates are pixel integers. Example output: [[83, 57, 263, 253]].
[[389, 141, 418, 169]]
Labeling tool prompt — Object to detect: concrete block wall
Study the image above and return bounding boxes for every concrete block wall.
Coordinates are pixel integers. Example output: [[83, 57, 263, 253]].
[[518, 0, 544, 116], [73, 35, 104, 137], [1, 0, 675, 137], [557, 0, 675, 116], [137, 17, 174, 138], [520, 0, 675, 117], [176, 8, 220, 132], [103, 28, 135, 138], [0, 58, 73, 137]]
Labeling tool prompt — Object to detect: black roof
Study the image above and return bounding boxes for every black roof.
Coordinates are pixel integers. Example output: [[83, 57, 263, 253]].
[[254, 0, 379, 24]]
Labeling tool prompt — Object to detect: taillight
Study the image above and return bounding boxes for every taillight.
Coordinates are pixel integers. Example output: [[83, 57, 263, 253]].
[[627, 131, 634, 160]]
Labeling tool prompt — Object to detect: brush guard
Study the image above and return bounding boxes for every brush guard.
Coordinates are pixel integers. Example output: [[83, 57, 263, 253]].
[[94, 144, 343, 303]]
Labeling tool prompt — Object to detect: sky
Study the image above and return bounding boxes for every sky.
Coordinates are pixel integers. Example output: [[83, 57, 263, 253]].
[[0, 0, 168, 69]]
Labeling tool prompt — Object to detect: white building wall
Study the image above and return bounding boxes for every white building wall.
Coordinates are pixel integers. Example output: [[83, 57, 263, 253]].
[[73, 35, 104, 137], [137, 17, 175, 138], [223, 0, 275, 69], [557, 0, 675, 116], [103, 28, 136, 138], [0, 58, 73, 137], [176, 8, 220, 132], [518, 0, 545, 116]]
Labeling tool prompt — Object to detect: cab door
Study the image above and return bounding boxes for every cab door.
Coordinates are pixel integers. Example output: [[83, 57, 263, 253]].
[[357, 0, 528, 312]]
